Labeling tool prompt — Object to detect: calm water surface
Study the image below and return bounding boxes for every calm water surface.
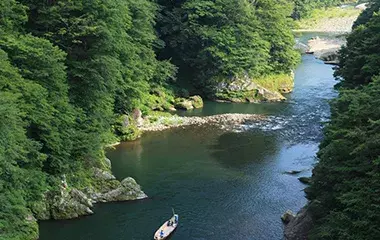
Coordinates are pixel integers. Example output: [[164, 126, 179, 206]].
[[40, 54, 337, 240]]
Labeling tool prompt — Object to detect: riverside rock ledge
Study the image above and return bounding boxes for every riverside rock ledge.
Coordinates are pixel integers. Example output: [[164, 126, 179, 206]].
[[140, 113, 266, 132]]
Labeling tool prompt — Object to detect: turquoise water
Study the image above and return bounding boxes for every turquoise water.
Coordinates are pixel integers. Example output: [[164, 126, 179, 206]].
[[39, 54, 337, 240]]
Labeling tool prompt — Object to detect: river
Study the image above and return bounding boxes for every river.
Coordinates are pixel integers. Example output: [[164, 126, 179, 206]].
[[39, 47, 337, 239]]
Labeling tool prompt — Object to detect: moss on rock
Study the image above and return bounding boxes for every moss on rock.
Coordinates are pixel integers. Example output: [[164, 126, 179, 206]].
[[189, 95, 204, 108]]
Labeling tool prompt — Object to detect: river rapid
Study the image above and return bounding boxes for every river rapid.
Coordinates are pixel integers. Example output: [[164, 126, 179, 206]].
[[39, 39, 338, 239]]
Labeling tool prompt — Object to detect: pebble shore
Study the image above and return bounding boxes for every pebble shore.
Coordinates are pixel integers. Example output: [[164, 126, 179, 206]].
[[140, 113, 266, 132]]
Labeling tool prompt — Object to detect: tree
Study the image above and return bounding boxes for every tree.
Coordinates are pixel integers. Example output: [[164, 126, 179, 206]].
[[335, 12, 380, 87], [307, 4, 380, 239], [157, 0, 299, 96]]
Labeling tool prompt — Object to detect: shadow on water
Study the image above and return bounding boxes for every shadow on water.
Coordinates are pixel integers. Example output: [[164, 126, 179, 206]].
[[209, 131, 279, 169]]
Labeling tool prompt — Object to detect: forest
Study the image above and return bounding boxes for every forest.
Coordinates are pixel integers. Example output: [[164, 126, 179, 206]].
[[306, 0, 380, 239], [0, 0, 354, 239]]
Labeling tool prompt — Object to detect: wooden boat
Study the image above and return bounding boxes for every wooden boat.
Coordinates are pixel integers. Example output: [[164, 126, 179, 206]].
[[154, 211, 179, 240]]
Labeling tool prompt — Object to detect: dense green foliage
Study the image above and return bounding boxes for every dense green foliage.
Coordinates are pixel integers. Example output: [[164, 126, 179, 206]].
[[335, 0, 380, 87], [353, 0, 380, 27], [0, 0, 304, 239], [157, 0, 299, 96], [0, 0, 174, 239], [307, 1, 380, 238]]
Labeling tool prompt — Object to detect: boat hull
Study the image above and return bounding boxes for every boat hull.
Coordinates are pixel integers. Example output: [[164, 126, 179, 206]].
[[154, 214, 178, 240]]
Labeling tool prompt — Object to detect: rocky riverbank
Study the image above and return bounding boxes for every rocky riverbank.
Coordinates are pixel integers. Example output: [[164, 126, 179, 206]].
[[140, 113, 266, 132], [294, 15, 358, 33], [30, 158, 147, 222], [282, 206, 314, 240], [214, 73, 293, 103], [307, 36, 346, 65], [293, 4, 363, 33]]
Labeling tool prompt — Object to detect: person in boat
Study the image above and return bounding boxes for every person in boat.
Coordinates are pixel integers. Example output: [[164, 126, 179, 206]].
[[160, 230, 164, 238], [174, 215, 178, 223]]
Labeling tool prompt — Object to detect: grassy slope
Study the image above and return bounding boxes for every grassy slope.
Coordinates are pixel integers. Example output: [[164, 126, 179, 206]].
[[253, 74, 294, 93]]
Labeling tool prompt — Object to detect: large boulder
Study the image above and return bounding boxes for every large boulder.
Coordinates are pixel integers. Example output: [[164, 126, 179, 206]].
[[284, 206, 313, 240], [216, 74, 286, 102], [94, 177, 147, 202], [104, 157, 112, 170], [175, 98, 194, 110], [298, 177, 312, 184], [294, 40, 309, 53], [189, 95, 204, 108], [281, 210, 296, 224], [93, 167, 116, 181], [50, 189, 93, 220], [257, 86, 286, 101], [319, 51, 339, 65]]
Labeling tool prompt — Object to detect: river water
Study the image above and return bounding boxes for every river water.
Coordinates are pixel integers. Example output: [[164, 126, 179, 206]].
[[39, 52, 337, 239]]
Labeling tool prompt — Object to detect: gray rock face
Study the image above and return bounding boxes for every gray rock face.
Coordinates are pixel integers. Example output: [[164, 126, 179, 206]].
[[189, 95, 204, 108], [284, 206, 313, 240], [294, 40, 309, 53], [175, 98, 194, 110], [94, 177, 148, 202], [31, 167, 147, 223], [93, 167, 116, 181], [50, 189, 94, 220], [104, 157, 112, 168], [217, 74, 286, 102], [258, 86, 286, 101]]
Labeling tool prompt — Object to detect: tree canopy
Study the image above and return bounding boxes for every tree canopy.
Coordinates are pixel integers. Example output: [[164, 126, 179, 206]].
[[157, 0, 299, 96], [307, 1, 380, 238], [0, 0, 304, 239]]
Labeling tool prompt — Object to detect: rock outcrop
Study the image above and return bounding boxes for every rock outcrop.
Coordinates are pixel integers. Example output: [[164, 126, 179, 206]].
[[93, 177, 147, 202], [172, 95, 204, 110], [284, 170, 303, 175], [298, 177, 312, 184], [31, 163, 147, 221], [294, 40, 309, 53], [189, 95, 204, 108], [307, 37, 344, 65], [93, 167, 116, 181], [281, 210, 296, 224], [50, 188, 94, 220], [174, 98, 194, 110], [283, 206, 313, 240], [216, 74, 287, 102]]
